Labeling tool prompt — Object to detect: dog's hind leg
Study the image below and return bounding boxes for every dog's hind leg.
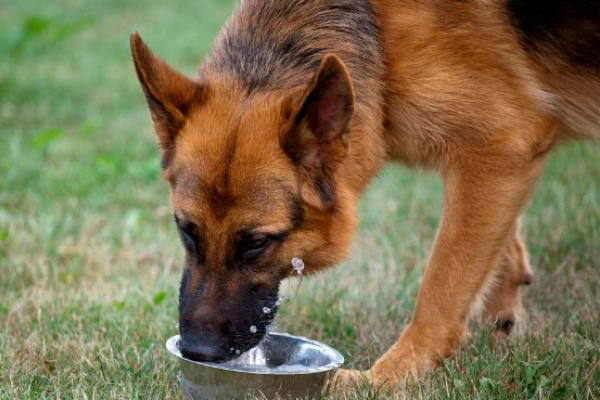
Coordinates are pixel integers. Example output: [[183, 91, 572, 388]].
[[475, 219, 534, 337]]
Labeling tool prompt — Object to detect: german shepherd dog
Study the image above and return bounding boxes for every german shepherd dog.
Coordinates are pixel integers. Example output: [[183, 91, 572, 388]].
[[131, 0, 599, 391]]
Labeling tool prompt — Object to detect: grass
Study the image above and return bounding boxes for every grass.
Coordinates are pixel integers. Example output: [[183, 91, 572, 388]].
[[1, 1, 599, 399]]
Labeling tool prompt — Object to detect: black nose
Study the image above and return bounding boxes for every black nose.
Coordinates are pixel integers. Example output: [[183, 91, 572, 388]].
[[179, 339, 226, 362], [179, 326, 232, 362]]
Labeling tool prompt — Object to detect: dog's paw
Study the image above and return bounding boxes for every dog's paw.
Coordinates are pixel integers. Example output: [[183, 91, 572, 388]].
[[331, 368, 370, 392], [492, 307, 528, 341]]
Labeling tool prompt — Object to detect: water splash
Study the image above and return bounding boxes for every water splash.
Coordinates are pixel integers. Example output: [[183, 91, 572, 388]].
[[291, 257, 304, 274], [226, 344, 267, 368], [263, 306, 271, 314], [249, 325, 257, 334]]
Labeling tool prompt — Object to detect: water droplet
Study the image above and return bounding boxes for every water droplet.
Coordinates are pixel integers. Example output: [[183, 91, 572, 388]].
[[291, 257, 305, 273], [250, 325, 257, 333], [235, 349, 241, 355], [230, 347, 234, 352], [275, 298, 282, 306], [263, 307, 271, 314]]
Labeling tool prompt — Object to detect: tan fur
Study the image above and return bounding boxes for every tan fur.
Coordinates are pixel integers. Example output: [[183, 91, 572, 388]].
[[336, 0, 591, 389], [131, 0, 598, 391]]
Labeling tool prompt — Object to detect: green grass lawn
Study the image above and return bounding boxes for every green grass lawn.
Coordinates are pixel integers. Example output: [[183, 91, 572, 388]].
[[1, 1, 599, 399]]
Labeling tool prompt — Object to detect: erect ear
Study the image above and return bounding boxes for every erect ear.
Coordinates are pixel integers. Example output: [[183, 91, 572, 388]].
[[130, 32, 204, 155], [282, 54, 355, 210]]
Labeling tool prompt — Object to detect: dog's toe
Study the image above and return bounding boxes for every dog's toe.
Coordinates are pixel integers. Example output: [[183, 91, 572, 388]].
[[331, 368, 369, 392], [493, 308, 528, 340], [495, 315, 515, 335]]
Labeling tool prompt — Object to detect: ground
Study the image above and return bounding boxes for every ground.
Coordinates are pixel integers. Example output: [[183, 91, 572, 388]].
[[1, 1, 599, 399]]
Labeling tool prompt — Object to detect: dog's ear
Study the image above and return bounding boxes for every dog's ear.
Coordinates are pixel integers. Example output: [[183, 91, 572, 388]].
[[282, 54, 355, 210], [130, 32, 204, 153]]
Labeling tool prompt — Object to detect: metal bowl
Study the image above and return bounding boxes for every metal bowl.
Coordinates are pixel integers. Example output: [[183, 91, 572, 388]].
[[166, 333, 344, 399]]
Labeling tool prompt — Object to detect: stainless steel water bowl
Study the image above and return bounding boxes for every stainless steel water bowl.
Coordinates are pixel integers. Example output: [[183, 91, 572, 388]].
[[166, 333, 344, 399]]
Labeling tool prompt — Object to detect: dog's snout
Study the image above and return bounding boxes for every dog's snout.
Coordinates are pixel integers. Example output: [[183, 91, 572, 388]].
[[179, 321, 232, 362], [179, 335, 225, 362], [177, 267, 280, 363]]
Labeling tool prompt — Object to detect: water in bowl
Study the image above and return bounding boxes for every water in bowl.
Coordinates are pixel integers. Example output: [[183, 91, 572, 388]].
[[214, 334, 335, 374]]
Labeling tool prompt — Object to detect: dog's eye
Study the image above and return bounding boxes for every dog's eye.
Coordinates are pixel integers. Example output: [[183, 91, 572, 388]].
[[243, 235, 271, 259], [248, 236, 269, 250], [175, 216, 197, 253]]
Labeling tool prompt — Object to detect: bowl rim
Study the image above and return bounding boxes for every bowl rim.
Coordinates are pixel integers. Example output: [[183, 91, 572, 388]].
[[165, 333, 344, 375]]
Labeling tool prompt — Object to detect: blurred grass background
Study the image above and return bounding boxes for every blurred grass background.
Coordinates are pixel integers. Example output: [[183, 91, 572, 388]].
[[1, 1, 599, 399]]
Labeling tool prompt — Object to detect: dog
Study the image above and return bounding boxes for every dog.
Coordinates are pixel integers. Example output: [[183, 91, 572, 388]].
[[130, 0, 599, 391]]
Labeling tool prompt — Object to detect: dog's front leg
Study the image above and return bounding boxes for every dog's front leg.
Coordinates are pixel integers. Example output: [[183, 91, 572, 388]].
[[335, 145, 548, 390]]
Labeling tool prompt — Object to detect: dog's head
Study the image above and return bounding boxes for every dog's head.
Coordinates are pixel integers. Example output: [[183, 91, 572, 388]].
[[130, 33, 358, 361]]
